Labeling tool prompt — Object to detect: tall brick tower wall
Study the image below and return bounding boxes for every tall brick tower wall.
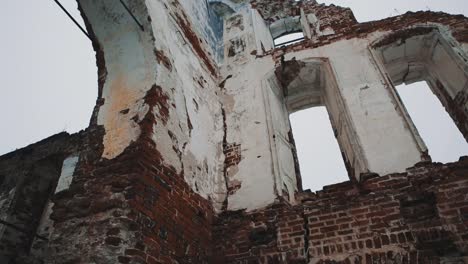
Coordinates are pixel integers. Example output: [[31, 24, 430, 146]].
[[0, 0, 467, 263]]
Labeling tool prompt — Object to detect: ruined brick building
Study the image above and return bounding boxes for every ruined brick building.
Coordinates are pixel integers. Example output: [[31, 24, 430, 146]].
[[1, 0, 468, 263]]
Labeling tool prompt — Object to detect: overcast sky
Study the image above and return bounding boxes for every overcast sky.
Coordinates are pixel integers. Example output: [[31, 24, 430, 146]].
[[0, 0, 96, 155], [0, 1, 467, 192]]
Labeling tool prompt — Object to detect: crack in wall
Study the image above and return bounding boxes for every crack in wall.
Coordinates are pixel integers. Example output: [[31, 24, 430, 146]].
[[401, 63, 411, 84], [183, 95, 193, 137], [221, 107, 230, 211]]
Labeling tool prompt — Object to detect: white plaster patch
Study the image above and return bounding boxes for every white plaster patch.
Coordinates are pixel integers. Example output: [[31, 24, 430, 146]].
[[222, 62, 279, 211], [307, 13, 318, 24], [98, 74, 145, 159], [144, 0, 227, 209], [321, 27, 335, 36], [462, 43, 468, 57], [252, 9, 274, 54], [55, 155, 79, 193], [81, 0, 158, 160], [81, 0, 468, 213], [283, 37, 422, 175]]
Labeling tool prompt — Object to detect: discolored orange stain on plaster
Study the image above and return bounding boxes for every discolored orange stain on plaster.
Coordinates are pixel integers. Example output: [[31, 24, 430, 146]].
[[100, 74, 142, 159]]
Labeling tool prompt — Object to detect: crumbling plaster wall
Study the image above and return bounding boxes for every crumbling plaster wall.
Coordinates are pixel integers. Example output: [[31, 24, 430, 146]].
[[73, 0, 468, 216], [0, 0, 468, 262], [282, 36, 424, 175], [179, 0, 225, 62], [373, 28, 468, 143], [252, 8, 274, 54], [221, 30, 424, 210], [33, 1, 229, 261], [220, 5, 295, 211], [218, 0, 468, 211], [79, 0, 227, 209]]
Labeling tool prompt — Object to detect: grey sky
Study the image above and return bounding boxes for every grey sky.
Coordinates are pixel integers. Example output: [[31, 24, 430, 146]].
[[396, 82, 468, 163], [0, 0, 95, 155], [0, 1, 467, 191]]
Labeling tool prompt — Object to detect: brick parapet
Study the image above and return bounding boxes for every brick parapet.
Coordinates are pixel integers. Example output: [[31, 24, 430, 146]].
[[214, 157, 468, 263], [269, 11, 468, 61]]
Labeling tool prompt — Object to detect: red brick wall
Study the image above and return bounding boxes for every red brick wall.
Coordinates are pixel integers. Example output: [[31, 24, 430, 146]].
[[47, 125, 215, 263], [269, 10, 468, 60], [213, 158, 468, 263], [6, 3, 467, 264], [125, 146, 214, 263]]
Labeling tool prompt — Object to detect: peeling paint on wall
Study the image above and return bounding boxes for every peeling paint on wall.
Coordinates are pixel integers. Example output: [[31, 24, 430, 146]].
[[1, 0, 468, 262]]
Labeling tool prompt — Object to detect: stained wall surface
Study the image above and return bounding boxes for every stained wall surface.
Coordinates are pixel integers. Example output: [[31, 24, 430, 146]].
[[0, 0, 467, 263]]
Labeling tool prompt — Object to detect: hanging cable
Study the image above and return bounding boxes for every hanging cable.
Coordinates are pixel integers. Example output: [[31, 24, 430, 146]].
[[119, 0, 145, 32], [52, 0, 91, 40]]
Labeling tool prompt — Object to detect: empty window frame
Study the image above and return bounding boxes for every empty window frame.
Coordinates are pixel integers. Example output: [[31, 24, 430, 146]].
[[269, 16, 305, 47], [289, 106, 349, 191], [373, 27, 468, 162], [270, 59, 368, 193], [396, 82, 468, 162], [274, 32, 305, 47]]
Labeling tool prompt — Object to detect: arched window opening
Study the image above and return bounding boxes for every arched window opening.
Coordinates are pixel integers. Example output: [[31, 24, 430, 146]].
[[274, 32, 305, 47], [373, 27, 468, 163], [396, 82, 468, 163], [269, 16, 305, 47], [289, 106, 349, 192], [267, 59, 365, 197]]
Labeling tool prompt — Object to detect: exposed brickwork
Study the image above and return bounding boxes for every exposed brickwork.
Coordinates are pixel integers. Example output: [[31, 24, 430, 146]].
[[42, 91, 216, 263], [19, 1, 219, 262], [172, 0, 218, 76], [224, 143, 242, 170], [224, 142, 242, 196], [4, 133, 467, 263], [1, 1, 468, 263], [126, 144, 214, 263], [214, 158, 468, 263], [270, 11, 468, 60], [0, 132, 84, 262], [301, 3, 357, 33], [250, 0, 356, 32], [250, 0, 306, 22], [213, 203, 308, 263], [12, 128, 216, 264]]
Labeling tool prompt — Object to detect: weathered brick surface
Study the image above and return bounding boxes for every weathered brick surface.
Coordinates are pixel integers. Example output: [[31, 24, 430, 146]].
[[44, 127, 215, 263], [0, 132, 84, 261], [270, 11, 468, 59], [4, 132, 467, 264], [1, 1, 468, 263], [250, 0, 306, 22], [214, 158, 468, 263]]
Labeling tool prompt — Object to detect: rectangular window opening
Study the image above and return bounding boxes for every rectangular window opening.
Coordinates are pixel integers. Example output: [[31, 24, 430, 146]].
[[396, 81, 468, 163], [289, 106, 349, 192]]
